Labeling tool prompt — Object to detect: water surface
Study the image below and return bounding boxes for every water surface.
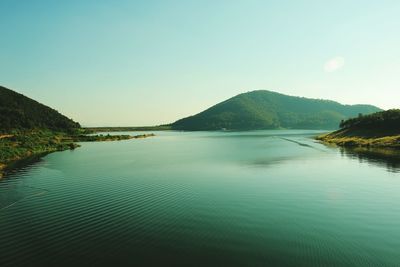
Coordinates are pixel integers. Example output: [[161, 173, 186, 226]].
[[1, 130, 399, 266]]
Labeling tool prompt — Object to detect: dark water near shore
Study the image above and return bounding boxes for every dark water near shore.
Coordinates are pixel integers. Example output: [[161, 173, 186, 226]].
[[1, 130, 400, 266]]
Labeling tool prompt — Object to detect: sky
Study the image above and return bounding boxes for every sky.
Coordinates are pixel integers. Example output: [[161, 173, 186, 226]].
[[1, 0, 400, 126]]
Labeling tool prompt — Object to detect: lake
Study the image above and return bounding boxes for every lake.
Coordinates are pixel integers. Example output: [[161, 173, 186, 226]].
[[1, 130, 399, 266]]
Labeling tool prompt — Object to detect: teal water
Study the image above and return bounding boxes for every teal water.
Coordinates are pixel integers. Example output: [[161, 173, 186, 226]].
[[1, 130, 400, 266]]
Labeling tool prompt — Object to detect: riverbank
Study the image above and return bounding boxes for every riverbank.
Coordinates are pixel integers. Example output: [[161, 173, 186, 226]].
[[317, 128, 400, 148], [0, 130, 155, 178], [318, 109, 400, 149], [86, 126, 171, 132]]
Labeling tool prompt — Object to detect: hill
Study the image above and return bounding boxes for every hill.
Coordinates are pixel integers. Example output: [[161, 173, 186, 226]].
[[0, 86, 80, 132], [171, 90, 381, 130], [339, 109, 400, 134], [317, 110, 400, 148], [0, 86, 137, 177]]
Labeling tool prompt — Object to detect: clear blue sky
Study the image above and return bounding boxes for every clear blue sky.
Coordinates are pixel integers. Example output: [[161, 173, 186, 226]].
[[1, 0, 399, 126]]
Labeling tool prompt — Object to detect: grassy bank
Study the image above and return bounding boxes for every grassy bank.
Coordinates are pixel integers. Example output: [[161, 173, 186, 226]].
[[0, 130, 154, 178], [317, 110, 400, 149], [317, 128, 400, 148]]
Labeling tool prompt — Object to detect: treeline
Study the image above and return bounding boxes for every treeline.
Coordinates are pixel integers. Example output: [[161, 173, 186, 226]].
[[0, 86, 80, 133], [339, 109, 400, 130], [86, 125, 171, 132]]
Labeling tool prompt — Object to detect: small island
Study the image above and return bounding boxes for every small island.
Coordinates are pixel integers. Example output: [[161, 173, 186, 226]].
[[317, 109, 400, 148]]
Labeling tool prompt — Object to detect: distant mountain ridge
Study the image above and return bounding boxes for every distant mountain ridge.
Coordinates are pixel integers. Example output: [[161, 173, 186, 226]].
[[0, 86, 80, 132], [172, 90, 381, 130]]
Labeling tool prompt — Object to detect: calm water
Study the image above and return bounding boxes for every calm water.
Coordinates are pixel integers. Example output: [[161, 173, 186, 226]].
[[1, 130, 400, 267]]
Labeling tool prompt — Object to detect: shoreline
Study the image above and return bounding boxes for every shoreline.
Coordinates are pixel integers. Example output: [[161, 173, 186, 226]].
[[316, 130, 400, 149], [0, 132, 155, 179], [0, 152, 52, 179]]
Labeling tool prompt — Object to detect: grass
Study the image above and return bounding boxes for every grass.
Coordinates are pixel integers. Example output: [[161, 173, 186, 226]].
[[0, 130, 155, 177], [317, 128, 400, 148]]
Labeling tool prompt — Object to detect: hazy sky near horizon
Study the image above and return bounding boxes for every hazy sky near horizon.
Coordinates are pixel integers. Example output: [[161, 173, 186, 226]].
[[1, 0, 400, 126]]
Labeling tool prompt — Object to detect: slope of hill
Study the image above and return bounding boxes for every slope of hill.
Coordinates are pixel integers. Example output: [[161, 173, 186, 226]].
[[172, 90, 381, 130], [0, 86, 138, 177], [339, 109, 400, 133], [317, 110, 400, 148], [0, 86, 80, 132]]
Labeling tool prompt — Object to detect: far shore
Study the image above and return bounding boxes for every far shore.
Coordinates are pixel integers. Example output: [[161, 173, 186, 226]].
[[85, 126, 171, 133]]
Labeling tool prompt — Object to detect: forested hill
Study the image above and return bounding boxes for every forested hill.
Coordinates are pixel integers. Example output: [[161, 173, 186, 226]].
[[339, 109, 400, 135], [171, 90, 381, 130], [0, 86, 80, 132]]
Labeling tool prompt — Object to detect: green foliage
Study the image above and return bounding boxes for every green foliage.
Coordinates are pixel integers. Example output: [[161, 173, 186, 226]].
[[340, 109, 400, 131], [0, 130, 77, 165], [0, 86, 154, 175], [172, 90, 381, 130], [0, 86, 80, 132], [318, 110, 400, 149], [0, 130, 137, 172]]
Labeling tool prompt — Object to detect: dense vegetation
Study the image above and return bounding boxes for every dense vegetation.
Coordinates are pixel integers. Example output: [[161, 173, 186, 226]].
[[339, 109, 400, 133], [0, 86, 152, 176], [0, 130, 77, 176], [0, 130, 144, 176], [171, 90, 381, 131], [0, 86, 80, 133], [318, 110, 400, 148]]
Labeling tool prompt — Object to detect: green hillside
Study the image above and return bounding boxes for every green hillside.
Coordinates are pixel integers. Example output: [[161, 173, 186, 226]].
[[339, 109, 400, 133], [172, 90, 381, 130], [0, 86, 135, 176], [318, 110, 400, 148], [0, 86, 80, 132]]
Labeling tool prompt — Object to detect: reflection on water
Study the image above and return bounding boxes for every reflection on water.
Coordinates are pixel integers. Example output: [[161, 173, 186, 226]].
[[340, 147, 400, 173], [1, 154, 45, 178], [1, 130, 400, 266], [0, 158, 47, 210]]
